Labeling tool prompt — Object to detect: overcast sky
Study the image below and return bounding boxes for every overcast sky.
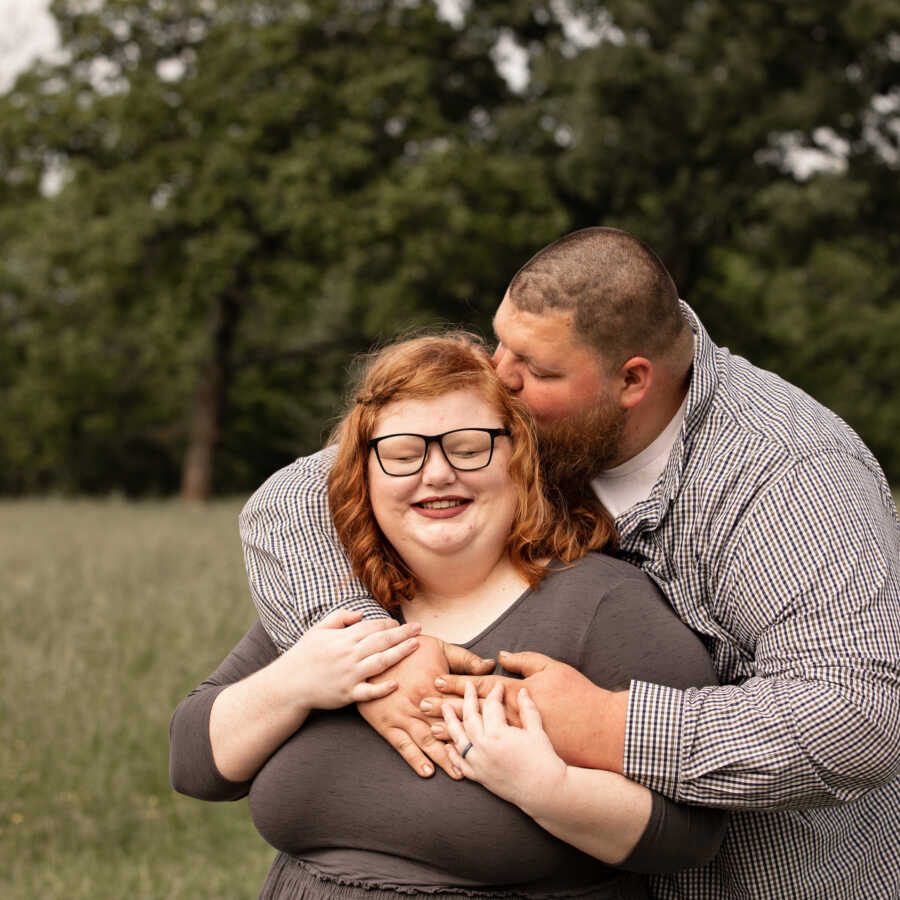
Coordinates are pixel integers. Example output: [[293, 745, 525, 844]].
[[0, 0, 58, 92]]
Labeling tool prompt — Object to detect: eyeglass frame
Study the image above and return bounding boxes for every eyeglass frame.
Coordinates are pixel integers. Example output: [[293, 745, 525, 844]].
[[367, 427, 511, 477]]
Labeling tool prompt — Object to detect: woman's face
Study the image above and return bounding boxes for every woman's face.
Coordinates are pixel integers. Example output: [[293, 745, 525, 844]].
[[367, 389, 518, 565]]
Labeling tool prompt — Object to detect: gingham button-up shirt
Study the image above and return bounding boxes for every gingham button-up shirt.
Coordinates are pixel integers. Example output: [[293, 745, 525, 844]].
[[240, 305, 900, 899]]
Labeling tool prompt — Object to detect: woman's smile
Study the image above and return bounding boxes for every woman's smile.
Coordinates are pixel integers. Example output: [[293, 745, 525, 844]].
[[412, 495, 473, 517]]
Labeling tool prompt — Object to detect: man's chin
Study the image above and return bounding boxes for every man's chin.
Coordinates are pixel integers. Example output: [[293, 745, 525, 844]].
[[536, 410, 625, 488]]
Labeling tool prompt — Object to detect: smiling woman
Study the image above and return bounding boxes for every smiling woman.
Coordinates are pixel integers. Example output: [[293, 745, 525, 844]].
[[170, 331, 727, 899]]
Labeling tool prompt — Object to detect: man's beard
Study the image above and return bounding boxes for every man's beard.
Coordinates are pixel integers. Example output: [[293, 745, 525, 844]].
[[536, 397, 626, 494]]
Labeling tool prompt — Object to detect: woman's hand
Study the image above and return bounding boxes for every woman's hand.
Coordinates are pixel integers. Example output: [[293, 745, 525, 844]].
[[425, 650, 628, 773], [443, 682, 654, 866], [209, 609, 419, 783], [443, 682, 566, 812], [286, 608, 421, 710], [357, 635, 495, 780]]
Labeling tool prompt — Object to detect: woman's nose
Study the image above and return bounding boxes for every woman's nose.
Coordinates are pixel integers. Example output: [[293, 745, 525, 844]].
[[420, 442, 456, 482]]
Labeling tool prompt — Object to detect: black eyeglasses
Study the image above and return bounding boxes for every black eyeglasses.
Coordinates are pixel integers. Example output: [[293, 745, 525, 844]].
[[368, 427, 511, 476]]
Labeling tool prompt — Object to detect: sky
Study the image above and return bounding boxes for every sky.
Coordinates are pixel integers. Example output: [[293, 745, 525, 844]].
[[0, 0, 530, 92], [0, 0, 58, 92]]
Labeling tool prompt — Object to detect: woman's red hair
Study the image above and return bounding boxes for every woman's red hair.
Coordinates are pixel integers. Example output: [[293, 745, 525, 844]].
[[327, 331, 615, 610]]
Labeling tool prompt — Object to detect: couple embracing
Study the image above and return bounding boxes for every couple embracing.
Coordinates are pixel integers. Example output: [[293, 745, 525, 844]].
[[171, 227, 900, 899]]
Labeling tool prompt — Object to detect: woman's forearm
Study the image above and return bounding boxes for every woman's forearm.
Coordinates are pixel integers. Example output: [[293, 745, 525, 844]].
[[521, 766, 652, 864], [445, 684, 653, 865], [209, 654, 312, 782]]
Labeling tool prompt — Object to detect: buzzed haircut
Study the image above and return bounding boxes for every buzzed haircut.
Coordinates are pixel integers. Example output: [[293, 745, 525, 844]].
[[507, 227, 686, 369]]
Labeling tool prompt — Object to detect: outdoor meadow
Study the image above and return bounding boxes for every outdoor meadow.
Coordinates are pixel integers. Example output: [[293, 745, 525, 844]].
[[6, 490, 900, 899], [2, 1, 900, 897], [0, 498, 274, 898]]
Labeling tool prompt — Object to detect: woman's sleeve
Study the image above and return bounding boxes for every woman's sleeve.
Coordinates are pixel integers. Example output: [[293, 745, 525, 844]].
[[169, 620, 278, 801], [581, 567, 730, 871], [620, 791, 729, 873]]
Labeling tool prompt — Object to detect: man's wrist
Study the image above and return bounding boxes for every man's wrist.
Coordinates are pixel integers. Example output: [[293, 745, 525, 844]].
[[567, 687, 628, 773], [601, 689, 628, 774]]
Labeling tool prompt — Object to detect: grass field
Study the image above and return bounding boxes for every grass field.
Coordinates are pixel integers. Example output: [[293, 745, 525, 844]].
[[4, 493, 899, 898], [1, 498, 274, 899]]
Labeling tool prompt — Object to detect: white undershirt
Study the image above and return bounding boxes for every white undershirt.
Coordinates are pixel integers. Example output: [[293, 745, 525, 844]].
[[591, 393, 688, 519]]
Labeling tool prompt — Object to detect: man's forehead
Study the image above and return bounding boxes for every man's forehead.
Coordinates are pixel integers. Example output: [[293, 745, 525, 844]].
[[493, 297, 577, 358]]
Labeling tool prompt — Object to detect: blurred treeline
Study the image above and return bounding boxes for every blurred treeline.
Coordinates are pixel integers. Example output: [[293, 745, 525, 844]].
[[1, 0, 898, 499]]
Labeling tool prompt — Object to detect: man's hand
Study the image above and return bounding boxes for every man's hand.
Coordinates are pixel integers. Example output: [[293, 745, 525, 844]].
[[357, 634, 494, 779], [423, 650, 628, 773]]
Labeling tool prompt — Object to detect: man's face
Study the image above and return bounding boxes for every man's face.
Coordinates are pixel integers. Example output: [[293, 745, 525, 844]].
[[492, 294, 626, 476], [492, 294, 609, 425]]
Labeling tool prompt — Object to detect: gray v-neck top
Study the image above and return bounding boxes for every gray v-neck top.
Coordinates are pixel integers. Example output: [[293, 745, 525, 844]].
[[170, 553, 727, 897]]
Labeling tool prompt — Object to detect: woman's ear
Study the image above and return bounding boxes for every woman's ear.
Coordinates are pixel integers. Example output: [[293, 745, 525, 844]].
[[616, 357, 652, 409]]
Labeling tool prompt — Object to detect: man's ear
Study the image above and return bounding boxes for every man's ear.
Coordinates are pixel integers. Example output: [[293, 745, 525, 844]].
[[616, 357, 652, 409]]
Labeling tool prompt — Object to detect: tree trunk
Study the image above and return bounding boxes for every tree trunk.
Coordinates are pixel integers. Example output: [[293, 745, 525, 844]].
[[180, 290, 241, 501]]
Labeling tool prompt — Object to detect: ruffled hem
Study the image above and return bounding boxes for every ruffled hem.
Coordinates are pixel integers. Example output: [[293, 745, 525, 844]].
[[258, 854, 635, 900]]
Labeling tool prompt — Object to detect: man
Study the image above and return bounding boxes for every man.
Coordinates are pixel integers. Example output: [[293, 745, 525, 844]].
[[241, 227, 900, 898]]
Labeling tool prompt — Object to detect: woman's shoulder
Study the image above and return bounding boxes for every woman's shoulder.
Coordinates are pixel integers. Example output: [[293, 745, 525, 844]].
[[539, 553, 716, 690], [545, 551, 663, 601]]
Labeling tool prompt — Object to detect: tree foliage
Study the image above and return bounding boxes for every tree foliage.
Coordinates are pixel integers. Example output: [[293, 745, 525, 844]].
[[1, 0, 898, 494]]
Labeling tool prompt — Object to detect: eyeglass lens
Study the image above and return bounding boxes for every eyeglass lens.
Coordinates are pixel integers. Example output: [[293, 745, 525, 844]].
[[376, 430, 496, 475]]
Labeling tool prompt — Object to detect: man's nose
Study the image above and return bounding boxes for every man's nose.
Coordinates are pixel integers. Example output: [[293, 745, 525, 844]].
[[492, 346, 522, 392]]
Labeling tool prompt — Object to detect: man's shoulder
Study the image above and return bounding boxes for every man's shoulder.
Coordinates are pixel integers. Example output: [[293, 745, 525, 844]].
[[675, 347, 894, 539], [700, 348, 875, 473], [239, 446, 338, 531]]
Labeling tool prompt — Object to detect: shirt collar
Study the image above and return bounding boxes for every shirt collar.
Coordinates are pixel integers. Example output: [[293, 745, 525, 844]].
[[614, 300, 719, 537]]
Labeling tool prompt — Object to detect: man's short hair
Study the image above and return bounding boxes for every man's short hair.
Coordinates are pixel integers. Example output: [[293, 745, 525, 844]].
[[507, 227, 686, 370]]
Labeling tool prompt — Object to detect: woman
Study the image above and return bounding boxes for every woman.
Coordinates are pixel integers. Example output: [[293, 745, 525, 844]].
[[170, 332, 726, 898]]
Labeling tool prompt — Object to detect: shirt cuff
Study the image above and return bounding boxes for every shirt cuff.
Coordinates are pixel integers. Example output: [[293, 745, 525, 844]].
[[624, 680, 685, 799]]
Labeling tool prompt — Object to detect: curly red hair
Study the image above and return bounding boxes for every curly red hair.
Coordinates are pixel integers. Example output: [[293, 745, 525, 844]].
[[327, 331, 615, 610]]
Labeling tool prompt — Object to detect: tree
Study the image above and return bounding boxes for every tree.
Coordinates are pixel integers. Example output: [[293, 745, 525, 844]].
[[0, 0, 568, 497], [2, 0, 898, 494]]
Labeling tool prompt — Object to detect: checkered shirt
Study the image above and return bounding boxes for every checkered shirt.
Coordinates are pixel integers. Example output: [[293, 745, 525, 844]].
[[239, 305, 900, 899], [625, 304, 900, 899]]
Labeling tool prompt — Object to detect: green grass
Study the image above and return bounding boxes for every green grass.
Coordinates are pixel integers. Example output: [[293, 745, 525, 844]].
[[4, 491, 900, 898], [1, 498, 274, 899]]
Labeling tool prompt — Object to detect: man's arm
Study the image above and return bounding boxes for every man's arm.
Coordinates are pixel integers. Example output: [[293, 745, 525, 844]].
[[239, 449, 387, 652], [239, 450, 493, 778], [625, 454, 900, 809], [431, 455, 900, 810]]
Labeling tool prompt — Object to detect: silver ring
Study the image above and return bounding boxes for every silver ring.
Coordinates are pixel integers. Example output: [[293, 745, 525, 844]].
[[461, 741, 473, 759]]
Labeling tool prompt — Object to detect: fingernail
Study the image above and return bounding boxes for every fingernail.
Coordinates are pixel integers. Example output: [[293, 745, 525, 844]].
[[451, 767, 462, 779], [434, 677, 446, 689], [421, 764, 433, 777], [498, 650, 508, 657], [420, 700, 432, 712], [430, 723, 441, 734]]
